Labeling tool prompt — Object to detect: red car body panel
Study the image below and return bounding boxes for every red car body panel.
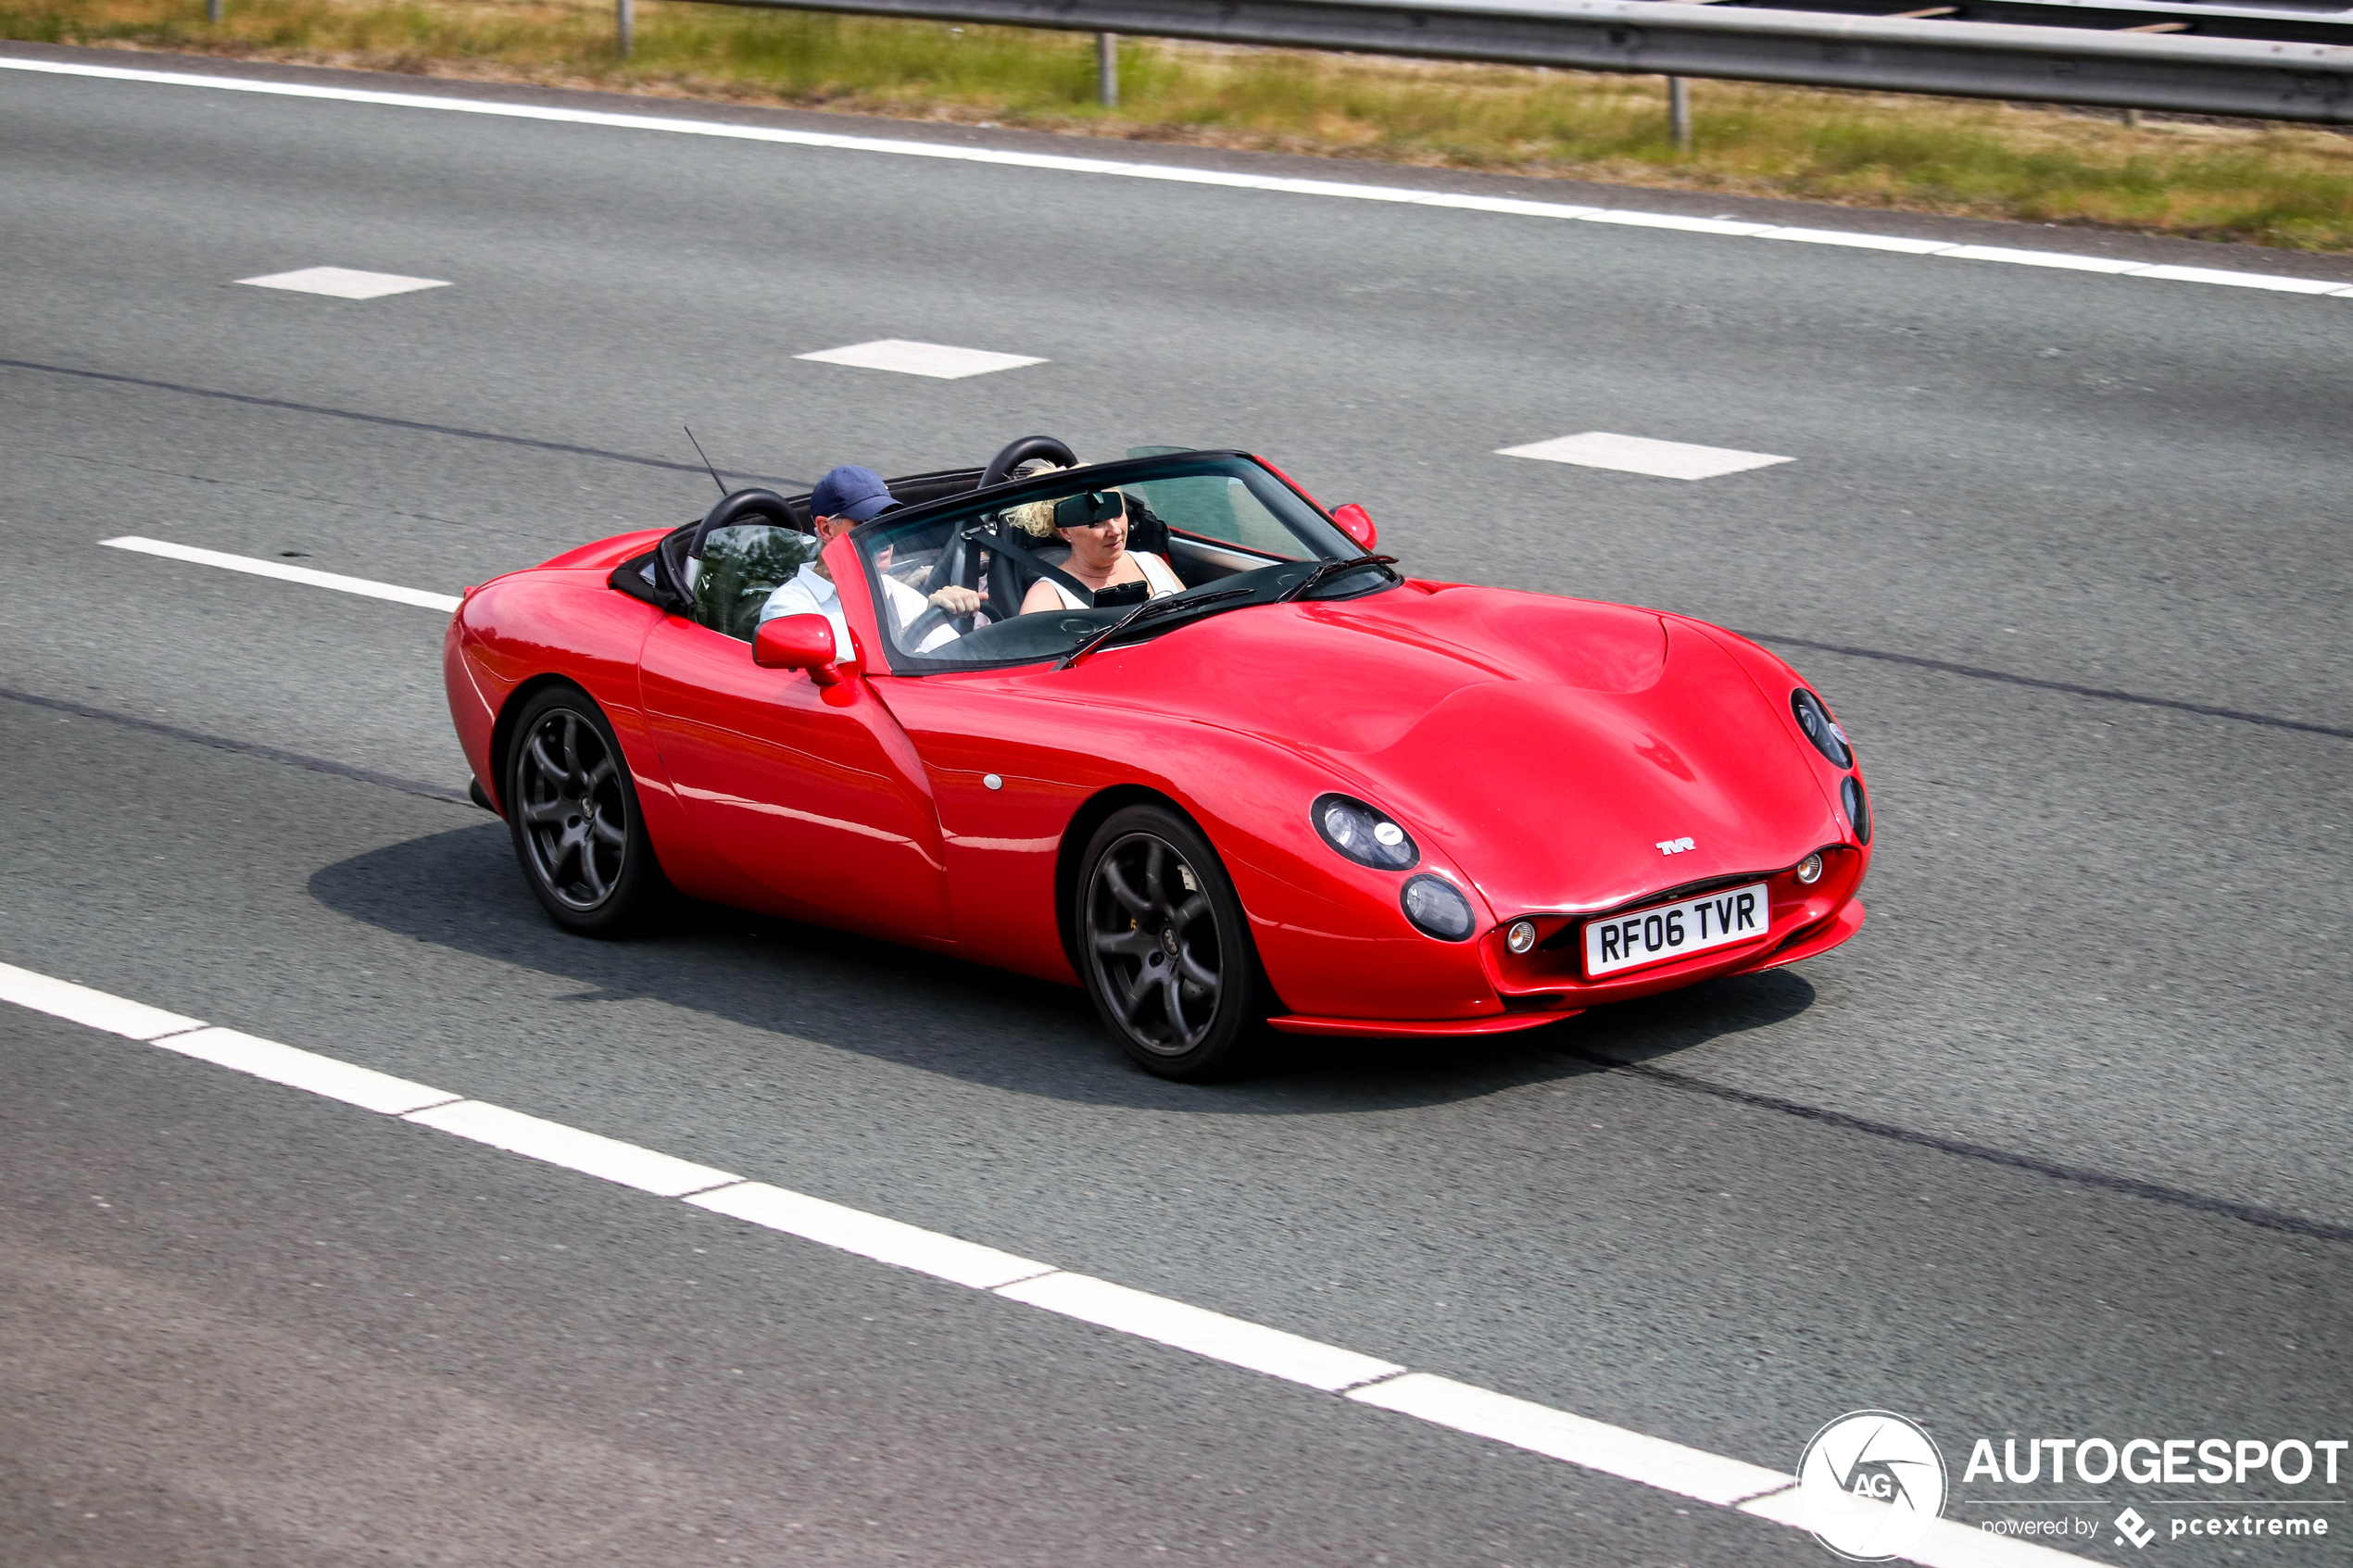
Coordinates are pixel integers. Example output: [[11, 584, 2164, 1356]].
[[447, 511, 1871, 1037]]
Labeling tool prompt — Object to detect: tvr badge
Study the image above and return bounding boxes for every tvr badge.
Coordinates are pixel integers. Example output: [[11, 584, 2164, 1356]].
[[1655, 836, 1696, 856]]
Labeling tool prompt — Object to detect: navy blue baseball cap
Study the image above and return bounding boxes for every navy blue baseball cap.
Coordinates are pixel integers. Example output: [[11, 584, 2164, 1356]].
[[809, 465, 900, 523]]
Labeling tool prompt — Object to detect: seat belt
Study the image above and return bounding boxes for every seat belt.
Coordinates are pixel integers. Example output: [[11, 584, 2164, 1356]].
[[961, 521, 1103, 608]]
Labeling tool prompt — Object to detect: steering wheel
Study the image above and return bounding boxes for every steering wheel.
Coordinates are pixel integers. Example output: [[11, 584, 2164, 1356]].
[[901, 599, 960, 651], [980, 434, 1078, 490]]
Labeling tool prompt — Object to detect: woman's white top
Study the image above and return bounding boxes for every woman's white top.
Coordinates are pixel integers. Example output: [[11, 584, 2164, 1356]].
[[1038, 550, 1185, 611]]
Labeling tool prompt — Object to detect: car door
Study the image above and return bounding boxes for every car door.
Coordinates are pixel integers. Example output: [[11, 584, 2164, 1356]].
[[636, 554, 951, 943]]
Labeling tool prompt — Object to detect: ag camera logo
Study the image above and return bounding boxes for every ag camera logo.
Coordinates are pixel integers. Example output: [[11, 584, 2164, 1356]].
[[1797, 1411, 1948, 1561]]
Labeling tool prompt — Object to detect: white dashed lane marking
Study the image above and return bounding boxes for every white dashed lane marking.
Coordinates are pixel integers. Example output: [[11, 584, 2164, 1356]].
[[796, 339, 1048, 379], [101, 536, 462, 612], [1497, 432, 1795, 481], [0, 959, 2084, 1568], [235, 265, 451, 299], [8, 56, 2349, 303]]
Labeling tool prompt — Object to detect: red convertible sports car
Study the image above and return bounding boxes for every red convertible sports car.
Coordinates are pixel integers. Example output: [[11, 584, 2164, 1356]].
[[445, 438, 1871, 1079]]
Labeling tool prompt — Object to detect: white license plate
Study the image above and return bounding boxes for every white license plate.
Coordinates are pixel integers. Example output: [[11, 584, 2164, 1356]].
[[1582, 882, 1769, 977]]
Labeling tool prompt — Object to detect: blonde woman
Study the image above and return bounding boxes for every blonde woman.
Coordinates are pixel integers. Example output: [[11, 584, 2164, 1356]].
[[1012, 487, 1183, 615]]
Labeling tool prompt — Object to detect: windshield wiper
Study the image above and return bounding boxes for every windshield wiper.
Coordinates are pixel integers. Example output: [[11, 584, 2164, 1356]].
[[1276, 554, 1396, 604], [1056, 588, 1256, 670]]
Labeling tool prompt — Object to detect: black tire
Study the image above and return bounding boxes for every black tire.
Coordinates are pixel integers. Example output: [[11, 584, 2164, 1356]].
[[1076, 804, 1272, 1081], [503, 685, 666, 935]]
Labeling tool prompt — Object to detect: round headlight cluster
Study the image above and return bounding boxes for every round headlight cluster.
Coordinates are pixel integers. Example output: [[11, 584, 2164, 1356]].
[[1401, 874, 1476, 942], [1790, 688, 1852, 770], [1842, 776, 1872, 845], [1796, 852, 1824, 885], [1506, 919, 1539, 953], [1314, 794, 1418, 870]]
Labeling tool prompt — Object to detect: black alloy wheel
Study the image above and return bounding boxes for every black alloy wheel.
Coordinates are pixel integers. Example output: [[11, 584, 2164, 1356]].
[[1077, 804, 1272, 1080], [504, 686, 665, 935]]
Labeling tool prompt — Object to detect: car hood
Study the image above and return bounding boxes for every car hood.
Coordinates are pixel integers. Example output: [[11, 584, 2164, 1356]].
[[1117, 583, 1837, 913]]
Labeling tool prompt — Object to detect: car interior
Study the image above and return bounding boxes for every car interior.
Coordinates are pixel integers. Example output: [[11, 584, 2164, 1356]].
[[610, 437, 1346, 661]]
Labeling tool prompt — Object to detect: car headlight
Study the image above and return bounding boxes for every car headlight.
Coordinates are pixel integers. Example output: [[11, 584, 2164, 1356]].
[[1314, 793, 1418, 870], [1791, 688, 1852, 769], [1401, 874, 1476, 942], [1842, 776, 1872, 845]]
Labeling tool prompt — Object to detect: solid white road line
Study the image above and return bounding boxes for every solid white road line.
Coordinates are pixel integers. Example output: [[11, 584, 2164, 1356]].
[[996, 1272, 1406, 1393], [154, 1026, 459, 1115], [796, 339, 1047, 379], [101, 536, 461, 612], [404, 1099, 742, 1196], [687, 1181, 1053, 1289], [6, 54, 2347, 304], [236, 265, 450, 299], [0, 958, 2086, 1568], [0, 961, 204, 1040], [1497, 432, 1794, 481], [1352, 1374, 1790, 1505]]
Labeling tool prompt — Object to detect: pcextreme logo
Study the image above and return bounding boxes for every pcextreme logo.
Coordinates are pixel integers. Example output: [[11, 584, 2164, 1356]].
[[1797, 1411, 1949, 1561]]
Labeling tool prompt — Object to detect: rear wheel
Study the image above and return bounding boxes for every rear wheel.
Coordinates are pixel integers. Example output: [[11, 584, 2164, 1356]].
[[1077, 804, 1271, 1081], [504, 686, 665, 935]]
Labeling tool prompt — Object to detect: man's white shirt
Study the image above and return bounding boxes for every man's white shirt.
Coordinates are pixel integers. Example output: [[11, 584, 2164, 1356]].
[[757, 562, 954, 657]]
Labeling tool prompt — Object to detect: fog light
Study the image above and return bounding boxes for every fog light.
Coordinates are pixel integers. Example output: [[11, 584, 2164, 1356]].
[[1506, 920, 1538, 953], [1796, 853, 1823, 885]]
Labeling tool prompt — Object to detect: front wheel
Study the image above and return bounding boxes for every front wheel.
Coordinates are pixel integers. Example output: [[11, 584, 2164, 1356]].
[[504, 685, 666, 935], [1076, 804, 1272, 1081]]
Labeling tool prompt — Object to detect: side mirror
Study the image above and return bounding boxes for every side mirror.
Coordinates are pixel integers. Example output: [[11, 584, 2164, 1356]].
[[1331, 503, 1378, 552], [752, 613, 842, 684]]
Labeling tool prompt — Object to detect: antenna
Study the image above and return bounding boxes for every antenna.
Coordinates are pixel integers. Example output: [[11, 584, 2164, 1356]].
[[683, 426, 727, 496]]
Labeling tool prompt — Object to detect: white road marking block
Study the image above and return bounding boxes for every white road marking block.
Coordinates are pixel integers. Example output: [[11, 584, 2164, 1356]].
[[152, 1027, 458, 1115], [1352, 1374, 1792, 1506], [236, 265, 450, 299], [6, 56, 2348, 307], [995, 1272, 1404, 1392], [403, 1099, 740, 1196], [0, 961, 205, 1040], [1496, 432, 1793, 481], [102, 536, 461, 612], [795, 339, 1046, 379], [687, 1181, 1051, 1289], [0, 957, 2100, 1568]]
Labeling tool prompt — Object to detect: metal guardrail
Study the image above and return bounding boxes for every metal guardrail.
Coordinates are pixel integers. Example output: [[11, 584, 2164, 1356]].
[[676, 0, 2353, 121], [1690, 0, 2353, 52]]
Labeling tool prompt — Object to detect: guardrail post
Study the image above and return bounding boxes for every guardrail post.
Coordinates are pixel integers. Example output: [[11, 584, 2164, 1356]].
[[1667, 75, 1692, 150], [617, 0, 635, 58], [1098, 31, 1119, 107], [207, 0, 221, 20]]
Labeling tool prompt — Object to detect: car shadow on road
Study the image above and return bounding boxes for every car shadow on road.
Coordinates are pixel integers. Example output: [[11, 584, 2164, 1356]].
[[307, 824, 1816, 1114]]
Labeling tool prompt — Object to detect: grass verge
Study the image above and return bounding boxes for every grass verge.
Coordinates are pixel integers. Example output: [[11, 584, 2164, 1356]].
[[11, 0, 2353, 251]]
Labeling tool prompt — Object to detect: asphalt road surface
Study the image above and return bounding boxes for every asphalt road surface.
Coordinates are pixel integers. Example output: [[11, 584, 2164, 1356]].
[[2, 44, 2347, 1568]]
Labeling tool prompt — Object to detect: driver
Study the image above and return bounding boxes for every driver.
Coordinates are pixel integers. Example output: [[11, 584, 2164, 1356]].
[[758, 465, 981, 656], [1014, 486, 1183, 614]]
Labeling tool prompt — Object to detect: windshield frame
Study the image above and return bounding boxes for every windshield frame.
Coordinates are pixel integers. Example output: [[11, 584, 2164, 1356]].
[[849, 450, 1396, 675]]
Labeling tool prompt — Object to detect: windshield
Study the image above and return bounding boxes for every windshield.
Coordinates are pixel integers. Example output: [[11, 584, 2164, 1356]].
[[853, 454, 1392, 669]]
